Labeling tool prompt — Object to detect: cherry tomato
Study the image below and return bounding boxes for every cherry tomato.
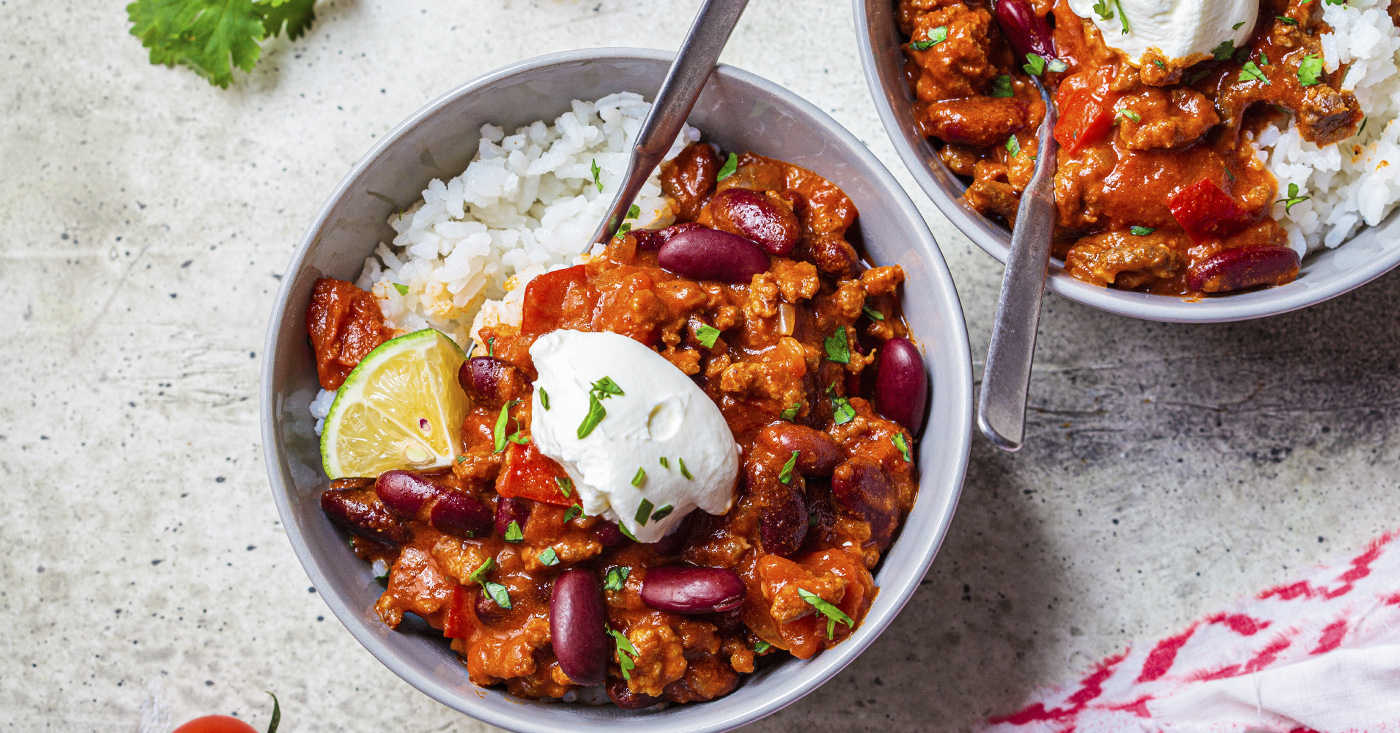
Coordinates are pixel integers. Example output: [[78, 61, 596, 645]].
[[172, 716, 259, 733]]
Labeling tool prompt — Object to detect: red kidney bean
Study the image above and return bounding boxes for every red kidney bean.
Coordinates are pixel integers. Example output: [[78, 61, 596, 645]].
[[607, 675, 661, 709], [650, 512, 693, 555], [458, 356, 526, 410], [592, 519, 630, 547], [320, 488, 410, 545], [550, 568, 609, 687], [759, 488, 808, 557], [375, 469, 439, 518], [708, 188, 801, 256], [875, 337, 929, 434], [640, 565, 746, 614], [473, 585, 510, 623], [996, 0, 1056, 60], [657, 228, 770, 283], [758, 423, 844, 476], [495, 496, 532, 539], [806, 232, 858, 277], [429, 492, 493, 538], [832, 458, 900, 550], [1187, 245, 1300, 293], [633, 221, 706, 252]]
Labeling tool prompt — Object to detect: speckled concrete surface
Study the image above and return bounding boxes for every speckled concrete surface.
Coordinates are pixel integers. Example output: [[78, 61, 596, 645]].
[[4, 1, 1398, 731]]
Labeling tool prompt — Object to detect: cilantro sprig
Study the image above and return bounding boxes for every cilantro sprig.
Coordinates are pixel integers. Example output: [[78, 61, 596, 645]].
[[578, 377, 625, 439], [1298, 55, 1324, 86], [910, 26, 948, 51], [798, 588, 854, 639], [469, 557, 512, 609], [129, 0, 318, 88], [824, 327, 851, 364], [610, 628, 638, 679], [1277, 182, 1310, 213]]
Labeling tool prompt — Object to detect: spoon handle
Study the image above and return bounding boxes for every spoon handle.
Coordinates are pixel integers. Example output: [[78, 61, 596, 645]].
[[977, 80, 1059, 452], [589, 0, 750, 246]]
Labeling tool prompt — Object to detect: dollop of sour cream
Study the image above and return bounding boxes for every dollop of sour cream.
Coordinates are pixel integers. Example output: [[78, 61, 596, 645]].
[[529, 330, 739, 543], [1067, 0, 1256, 65]]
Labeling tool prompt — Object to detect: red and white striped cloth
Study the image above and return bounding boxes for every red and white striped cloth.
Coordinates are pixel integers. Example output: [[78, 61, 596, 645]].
[[980, 532, 1400, 733]]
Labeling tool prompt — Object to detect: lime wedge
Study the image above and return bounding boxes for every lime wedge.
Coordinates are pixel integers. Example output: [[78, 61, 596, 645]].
[[320, 328, 468, 479]]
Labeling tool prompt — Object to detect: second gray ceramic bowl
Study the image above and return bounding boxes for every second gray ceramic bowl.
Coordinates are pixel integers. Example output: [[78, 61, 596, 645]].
[[855, 0, 1400, 323], [262, 49, 973, 733]]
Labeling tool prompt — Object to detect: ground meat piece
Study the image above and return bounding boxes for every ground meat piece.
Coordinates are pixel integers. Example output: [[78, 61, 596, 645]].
[[1064, 229, 1187, 286], [966, 160, 1022, 223], [919, 97, 1031, 147], [1116, 88, 1220, 150], [374, 547, 453, 629], [306, 278, 393, 390], [1296, 84, 1364, 145], [624, 623, 688, 698], [907, 5, 998, 101], [661, 142, 720, 222], [662, 654, 741, 703]]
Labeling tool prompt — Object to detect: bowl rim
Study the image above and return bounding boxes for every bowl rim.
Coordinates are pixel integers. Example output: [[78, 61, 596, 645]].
[[852, 0, 1400, 324], [261, 47, 975, 732]]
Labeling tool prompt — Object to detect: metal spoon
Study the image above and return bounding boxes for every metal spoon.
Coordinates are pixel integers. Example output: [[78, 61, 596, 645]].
[[976, 78, 1058, 452], [587, 0, 750, 248]]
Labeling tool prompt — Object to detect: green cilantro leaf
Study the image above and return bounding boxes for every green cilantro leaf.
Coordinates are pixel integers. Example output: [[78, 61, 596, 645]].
[[1023, 53, 1047, 76], [507, 431, 530, 446], [591, 376, 625, 397], [1130, 225, 1155, 235], [259, 0, 315, 39], [1117, 109, 1141, 123], [1211, 40, 1236, 61], [1276, 15, 1298, 24], [1233, 20, 1246, 29], [1276, 182, 1310, 213], [617, 522, 638, 541], [631, 467, 646, 487], [780, 403, 802, 421], [504, 520, 524, 543], [469, 557, 497, 584], [824, 327, 851, 364], [1259, 52, 1270, 66], [695, 323, 721, 348], [493, 400, 517, 453], [779, 450, 800, 484], [989, 75, 1014, 98], [831, 393, 856, 425], [754, 640, 772, 653], [1298, 55, 1324, 86], [564, 504, 582, 523], [537, 547, 559, 566], [1114, 0, 1130, 32], [892, 432, 912, 462], [539, 388, 550, 411], [651, 504, 674, 522], [798, 588, 854, 639], [609, 628, 638, 679], [591, 159, 604, 193], [679, 457, 692, 480], [627, 203, 641, 219], [910, 25, 948, 51], [1092, 0, 1114, 22], [577, 392, 606, 439], [556, 476, 572, 497], [605, 566, 631, 591], [1005, 136, 1021, 157], [483, 581, 512, 609], [1153, 59, 1166, 69], [717, 153, 738, 181], [659, 456, 669, 469], [1240, 61, 1270, 84], [862, 304, 885, 321], [128, 0, 291, 89], [392, 282, 409, 295], [635, 498, 654, 526]]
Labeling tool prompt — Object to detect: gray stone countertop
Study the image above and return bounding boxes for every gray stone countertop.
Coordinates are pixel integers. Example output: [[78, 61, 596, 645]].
[[4, 1, 1397, 730]]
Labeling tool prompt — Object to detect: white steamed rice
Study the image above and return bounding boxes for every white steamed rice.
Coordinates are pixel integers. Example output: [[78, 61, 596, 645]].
[[312, 93, 694, 434], [1261, 0, 1400, 253]]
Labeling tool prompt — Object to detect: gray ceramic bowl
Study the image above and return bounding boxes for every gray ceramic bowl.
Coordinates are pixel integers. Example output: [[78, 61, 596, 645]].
[[855, 0, 1400, 323], [261, 49, 973, 733]]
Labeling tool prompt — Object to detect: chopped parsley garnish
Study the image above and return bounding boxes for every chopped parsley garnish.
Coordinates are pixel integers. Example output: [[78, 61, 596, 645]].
[[780, 403, 801, 421], [539, 388, 550, 411], [470, 557, 496, 584], [605, 566, 631, 591], [556, 476, 572, 497], [631, 467, 646, 487], [659, 456, 669, 469], [651, 504, 674, 522], [493, 400, 518, 453], [592, 377, 625, 397], [990, 75, 1014, 98], [1211, 40, 1236, 61], [1239, 61, 1270, 84], [831, 393, 856, 425], [635, 498, 654, 526], [824, 327, 851, 364], [1259, 52, 1270, 66], [392, 282, 409, 295], [591, 159, 603, 192], [1005, 136, 1021, 157], [717, 153, 738, 181], [564, 504, 582, 523], [862, 304, 885, 321], [127, 0, 318, 88], [892, 433, 912, 462], [910, 26, 948, 51], [754, 640, 772, 653], [1276, 15, 1298, 24], [779, 450, 800, 484], [507, 430, 529, 446], [1130, 225, 1155, 235], [695, 323, 721, 348], [1277, 182, 1310, 213], [1233, 20, 1246, 29], [1092, 0, 1115, 22], [504, 521, 524, 543], [1114, 0, 1130, 32], [537, 547, 559, 566], [1298, 55, 1324, 86], [679, 457, 693, 480], [610, 628, 638, 679], [617, 522, 638, 541], [798, 588, 854, 639], [627, 203, 641, 219], [578, 377, 625, 439], [1022, 53, 1047, 76], [469, 557, 511, 608], [1117, 109, 1141, 123], [618, 222, 632, 235], [1153, 59, 1166, 69]]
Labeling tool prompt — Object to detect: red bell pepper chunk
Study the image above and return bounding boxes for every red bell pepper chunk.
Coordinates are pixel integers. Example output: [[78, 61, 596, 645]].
[[521, 265, 597, 334], [443, 585, 475, 639], [1053, 88, 1116, 154], [496, 442, 574, 506], [1169, 178, 1256, 243]]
